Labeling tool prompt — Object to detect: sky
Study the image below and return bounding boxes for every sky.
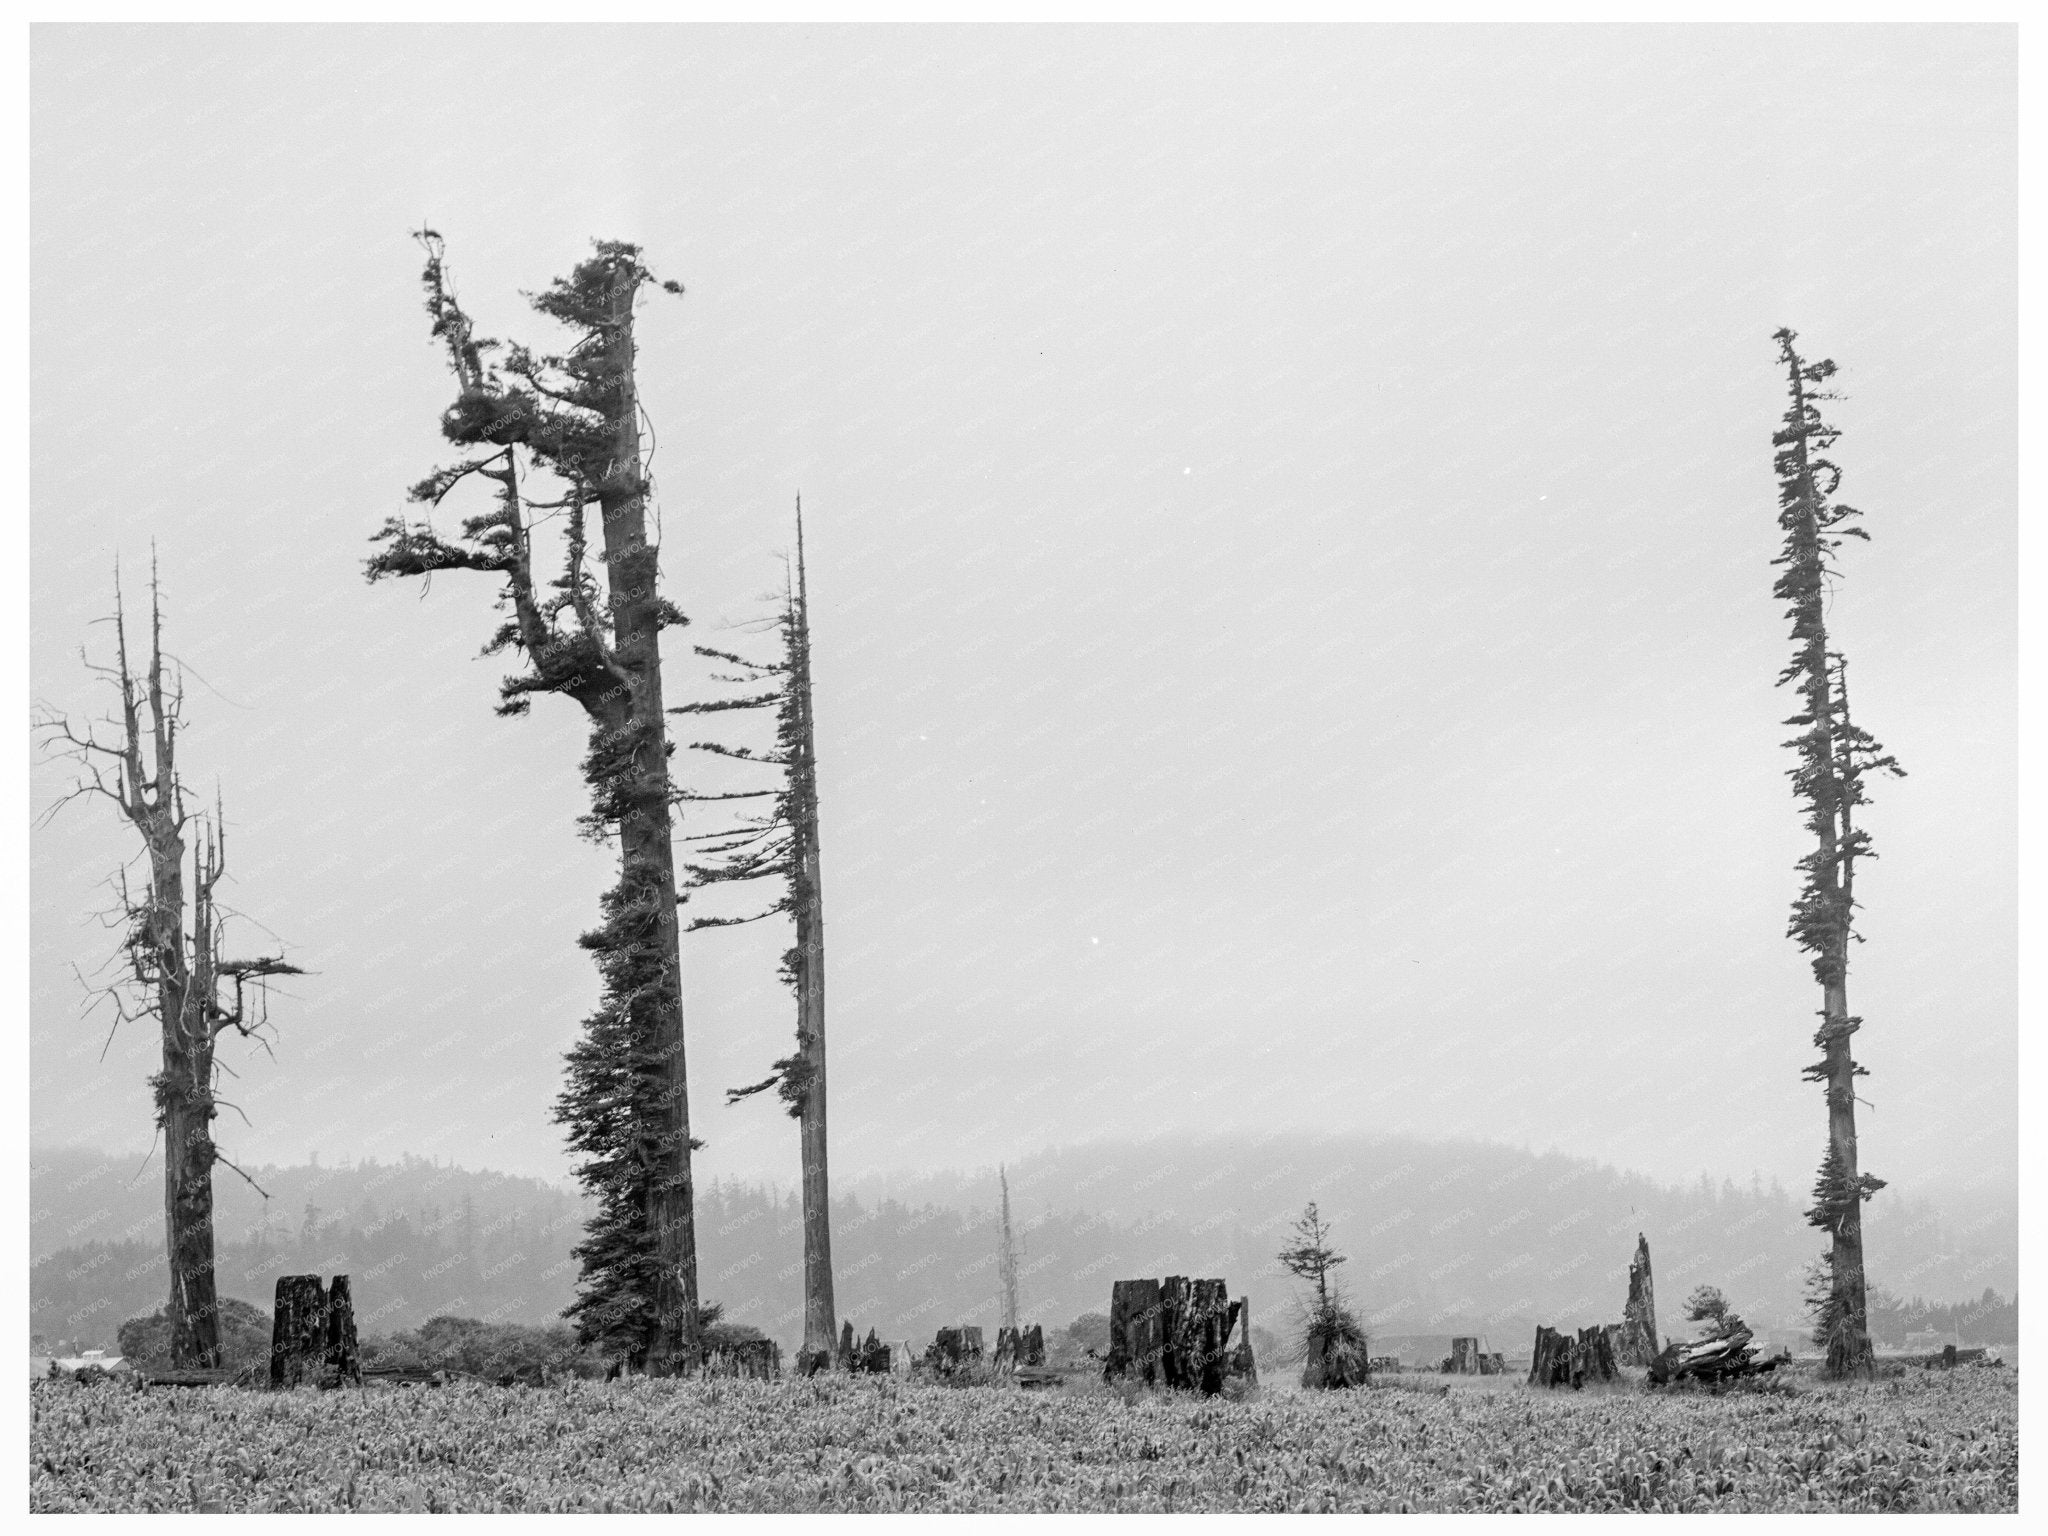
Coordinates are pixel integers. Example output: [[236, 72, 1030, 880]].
[[28, 26, 2015, 1210]]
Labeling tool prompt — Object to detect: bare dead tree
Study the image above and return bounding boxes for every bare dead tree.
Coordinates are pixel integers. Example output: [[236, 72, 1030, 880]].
[[35, 566, 302, 1368], [677, 502, 837, 1372]]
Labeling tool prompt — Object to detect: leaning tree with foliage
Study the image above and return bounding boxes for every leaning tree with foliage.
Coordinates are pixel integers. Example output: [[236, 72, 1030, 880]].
[[675, 505, 839, 1373], [365, 232, 704, 1373], [36, 569, 301, 1368], [1768, 328, 1906, 1378]]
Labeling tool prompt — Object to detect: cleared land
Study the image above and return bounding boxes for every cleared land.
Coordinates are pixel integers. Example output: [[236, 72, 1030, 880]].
[[30, 1368, 2015, 1513]]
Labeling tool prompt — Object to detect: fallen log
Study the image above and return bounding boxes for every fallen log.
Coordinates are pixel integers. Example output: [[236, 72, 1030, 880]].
[[1646, 1327, 1778, 1386]]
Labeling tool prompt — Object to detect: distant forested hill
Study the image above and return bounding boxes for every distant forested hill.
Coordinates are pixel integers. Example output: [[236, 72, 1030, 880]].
[[32, 1135, 2014, 1357]]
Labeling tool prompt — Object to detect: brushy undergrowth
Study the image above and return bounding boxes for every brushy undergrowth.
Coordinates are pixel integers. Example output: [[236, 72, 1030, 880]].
[[29, 1368, 2015, 1512]]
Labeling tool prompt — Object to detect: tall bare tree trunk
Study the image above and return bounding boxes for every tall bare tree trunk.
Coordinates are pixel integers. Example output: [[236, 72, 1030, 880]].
[[791, 509, 836, 1366]]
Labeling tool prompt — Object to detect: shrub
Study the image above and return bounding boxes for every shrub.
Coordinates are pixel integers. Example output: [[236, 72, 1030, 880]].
[[116, 1298, 272, 1371]]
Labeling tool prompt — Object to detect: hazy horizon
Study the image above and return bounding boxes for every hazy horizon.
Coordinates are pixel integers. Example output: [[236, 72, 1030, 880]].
[[31, 27, 2014, 1210]]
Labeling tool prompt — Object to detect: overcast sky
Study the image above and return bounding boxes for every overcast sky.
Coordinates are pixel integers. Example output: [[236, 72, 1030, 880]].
[[29, 26, 2014, 1207]]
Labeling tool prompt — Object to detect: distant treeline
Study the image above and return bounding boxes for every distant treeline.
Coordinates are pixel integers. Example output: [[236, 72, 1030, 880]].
[[32, 1135, 2016, 1356]]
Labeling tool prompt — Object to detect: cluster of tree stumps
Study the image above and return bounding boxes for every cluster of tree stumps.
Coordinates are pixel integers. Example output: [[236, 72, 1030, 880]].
[[920, 1325, 986, 1377], [269, 1274, 361, 1389], [993, 1324, 1045, 1373], [1103, 1277, 1256, 1395], [1529, 1325, 1620, 1389], [1441, 1336, 1505, 1375]]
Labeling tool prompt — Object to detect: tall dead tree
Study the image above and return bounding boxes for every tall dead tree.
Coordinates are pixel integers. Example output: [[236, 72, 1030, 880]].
[[998, 1165, 1021, 1333], [1769, 329, 1905, 1378], [365, 232, 702, 1373], [680, 502, 837, 1371], [36, 571, 301, 1368]]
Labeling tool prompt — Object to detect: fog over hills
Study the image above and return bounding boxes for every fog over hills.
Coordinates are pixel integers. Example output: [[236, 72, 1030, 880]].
[[32, 1132, 2013, 1358]]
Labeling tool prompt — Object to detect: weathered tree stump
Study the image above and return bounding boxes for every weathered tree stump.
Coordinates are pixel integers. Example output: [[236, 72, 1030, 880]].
[[326, 1275, 362, 1386], [270, 1275, 329, 1388], [1618, 1233, 1658, 1366], [1106, 1277, 1254, 1395], [922, 1325, 985, 1377], [1232, 1296, 1258, 1385], [1528, 1325, 1572, 1388], [1448, 1336, 1481, 1374], [836, 1320, 856, 1372], [1573, 1324, 1618, 1385], [1021, 1323, 1045, 1368], [1105, 1279, 1165, 1384]]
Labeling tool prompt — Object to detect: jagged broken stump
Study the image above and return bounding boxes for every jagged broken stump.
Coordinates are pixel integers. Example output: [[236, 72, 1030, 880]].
[[1618, 1233, 1658, 1366], [1528, 1324, 1618, 1389], [269, 1273, 361, 1388], [1103, 1277, 1254, 1395]]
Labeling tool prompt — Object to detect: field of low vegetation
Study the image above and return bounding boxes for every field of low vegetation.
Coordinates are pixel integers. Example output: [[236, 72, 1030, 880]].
[[30, 1367, 2015, 1513]]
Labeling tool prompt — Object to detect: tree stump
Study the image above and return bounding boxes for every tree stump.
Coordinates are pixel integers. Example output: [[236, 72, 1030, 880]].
[[1232, 1296, 1258, 1385], [993, 1326, 1018, 1373], [923, 1325, 984, 1377], [1572, 1324, 1618, 1385], [1105, 1279, 1164, 1385], [846, 1328, 889, 1374], [1448, 1336, 1481, 1374], [1618, 1233, 1658, 1366], [1021, 1323, 1045, 1368], [1528, 1325, 1572, 1388], [326, 1274, 362, 1386], [270, 1275, 328, 1388], [1106, 1277, 1248, 1394], [836, 1320, 856, 1372]]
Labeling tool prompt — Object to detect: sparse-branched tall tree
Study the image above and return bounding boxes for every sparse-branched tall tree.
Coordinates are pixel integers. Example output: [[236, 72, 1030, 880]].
[[674, 503, 837, 1371], [365, 232, 703, 1373], [1277, 1202, 1345, 1309], [36, 569, 301, 1368], [1769, 328, 1906, 1379]]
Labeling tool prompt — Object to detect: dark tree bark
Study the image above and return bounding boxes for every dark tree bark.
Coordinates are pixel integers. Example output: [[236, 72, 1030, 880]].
[[1619, 1233, 1658, 1365], [37, 572, 299, 1371], [1768, 330, 1903, 1379], [326, 1275, 362, 1386], [1573, 1325, 1618, 1385], [1104, 1276, 1242, 1394], [1528, 1326, 1571, 1388], [270, 1275, 327, 1388]]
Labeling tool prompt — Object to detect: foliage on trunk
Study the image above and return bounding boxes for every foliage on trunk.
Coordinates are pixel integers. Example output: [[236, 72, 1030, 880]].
[[365, 232, 701, 1372], [36, 571, 300, 1369], [1769, 328, 1905, 1378], [675, 506, 836, 1360]]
